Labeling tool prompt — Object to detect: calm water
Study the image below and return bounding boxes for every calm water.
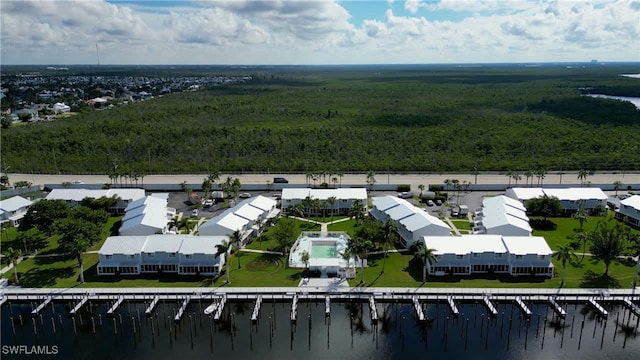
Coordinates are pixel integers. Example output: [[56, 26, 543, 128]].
[[1, 298, 639, 360], [586, 94, 640, 110]]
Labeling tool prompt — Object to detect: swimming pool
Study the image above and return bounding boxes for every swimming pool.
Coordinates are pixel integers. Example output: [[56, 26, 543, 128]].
[[311, 243, 338, 258]]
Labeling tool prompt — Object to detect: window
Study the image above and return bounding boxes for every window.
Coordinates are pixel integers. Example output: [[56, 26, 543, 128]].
[[105, 255, 112, 259], [516, 255, 523, 259], [129, 255, 135, 259], [473, 253, 480, 257], [495, 253, 503, 258], [456, 255, 464, 260], [169, 253, 176, 258], [186, 254, 193, 259], [538, 255, 546, 260], [147, 253, 154, 258]]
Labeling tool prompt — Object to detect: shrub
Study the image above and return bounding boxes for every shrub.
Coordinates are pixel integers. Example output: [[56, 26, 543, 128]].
[[397, 184, 411, 192]]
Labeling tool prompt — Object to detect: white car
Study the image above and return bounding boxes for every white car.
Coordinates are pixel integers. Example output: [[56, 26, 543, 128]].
[[239, 192, 252, 198], [191, 209, 199, 217], [204, 199, 214, 207]]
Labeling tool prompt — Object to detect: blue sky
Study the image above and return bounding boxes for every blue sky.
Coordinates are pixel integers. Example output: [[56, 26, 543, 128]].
[[1, 0, 639, 65]]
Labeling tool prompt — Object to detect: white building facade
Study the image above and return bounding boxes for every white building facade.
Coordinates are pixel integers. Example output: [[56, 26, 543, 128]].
[[423, 235, 553, 277], [473, 195, 532, 236], [281, 188, 368, 216], [97, 235, 226, 276], [0, 196, 33, 227], [505, 187, 607, 215], [615, 195, 640, 228], [370, 196, 451, 248]]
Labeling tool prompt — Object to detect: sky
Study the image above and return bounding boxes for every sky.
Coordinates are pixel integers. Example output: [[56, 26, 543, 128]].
[[1, 0, 639, 65]]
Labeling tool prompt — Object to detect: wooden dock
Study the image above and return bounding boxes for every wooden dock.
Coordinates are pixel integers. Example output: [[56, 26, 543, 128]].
[[174, 297, 190, 322], [290, 295, 298, 322], [31, 296, 52, 316], [412, 296, 425, 321], [145, 296, 160, 316], [107, 296, 124, 316], [588, 298, 608, 318], [483, 296, 498, 317], [213, 295, 226, 321], [70, 296, 90, 315], [325, 296, 330, 317], [515, 296, 532, 318], [369, 296, 378, 323], [623, 298, 640, 317], [251, 295, 263, 323], [548, 297, 566, 319], [447, 296, 459, 317]]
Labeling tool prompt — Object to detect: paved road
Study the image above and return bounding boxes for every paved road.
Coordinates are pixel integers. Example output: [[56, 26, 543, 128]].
[[8, 171, 640, 188]]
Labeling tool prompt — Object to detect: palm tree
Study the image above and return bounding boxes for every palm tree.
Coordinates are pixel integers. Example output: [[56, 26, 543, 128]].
[[201, 178, 213, 198], [215, 239, 231, 283], [207, 171, 221, 184], [348, 236, 373, 284], [554, 245, 577, 287], [4, 247, 21, 285], [577, 170, 589, 186], [331, 177, 338, 189], [327, 196, 337, 223], [68, 239, 90, 283], [380, 220, 399, 273], [525, 170, 534, 187], [506, 170, 514, 187], [229, 229, 243, 269], [301, 251, 310, 269], [613, 180, 622, 197], [348, 199, 365, 225], [336, 171, 344, 187], [287, 203, 305, 218], [418, 184, 425, 197], [574, 203, 589, 262], [340, 248, 352, 274], [589, 221, 626, 276], [414, 243, 438, 284], [366, 170, 376, 190], [302, 196, 314, 217]]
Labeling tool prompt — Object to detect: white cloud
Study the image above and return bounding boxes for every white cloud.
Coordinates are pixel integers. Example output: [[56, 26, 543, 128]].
[[1, 0, 638, 64]]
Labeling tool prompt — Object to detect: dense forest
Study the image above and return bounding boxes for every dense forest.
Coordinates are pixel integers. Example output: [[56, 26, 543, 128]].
[[2, 64, 639, 174]]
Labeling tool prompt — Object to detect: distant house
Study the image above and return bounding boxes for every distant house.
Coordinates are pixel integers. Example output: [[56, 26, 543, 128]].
[[473, 195, 532, 236], [52, 102, 70, 113], [281, 188, 368, 216], [615, 195, 640, 228], [370, 196, 451, 248], [45, 188, 145, 212], [0, 196, 33, 227], [119, 195, 176, 236], [198, 195, 279, 245], [505, 187, 607, 215], [97, 235, 226, 276]]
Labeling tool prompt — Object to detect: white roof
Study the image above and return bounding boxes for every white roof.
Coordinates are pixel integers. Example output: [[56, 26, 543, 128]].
[[386, 204, 415, 220], [400, 211, 451, 232], [502, 236, 553, 255], [506, 187, 607, 202], [46, 188, 145, 202], [124, 195, 166, 213], [99, 236, 148, 255], [247, 195, 277, 211], [505, 188, 544, 201], [178, 236, 227, 255], [543, 188, 607, 201], [0, 196, 32, 212], [483, 195, 526, 212], [480, 195, 531, 233], [282, 188, 367, 201], [234, 204, 264, 221], [199, 208, 249, 235], [142, 235, 184, 253], [424, 235, 507, 255], [371, 196, 403, 212], [621, 195, 640, 210]]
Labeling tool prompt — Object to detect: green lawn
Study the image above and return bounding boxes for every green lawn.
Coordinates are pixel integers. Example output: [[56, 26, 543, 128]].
[[327, 219, 358, 236], [4, 212, 639, 289], [450, 220, 472, 231]]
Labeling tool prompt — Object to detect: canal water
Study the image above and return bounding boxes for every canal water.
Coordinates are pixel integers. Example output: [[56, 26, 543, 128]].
[[1, 298, 639, 359]]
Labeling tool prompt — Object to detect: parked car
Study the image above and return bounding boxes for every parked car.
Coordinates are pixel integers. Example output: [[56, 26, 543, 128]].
[[427, 200, 435, 206], [451, 208, 459, 217], [204, 199, 214, 208], [398, 192, 414, 199], [435, 199, 443, 206], [239, 192, 252, 198], [191, 209, 199, 217], [273, 177, 289, 184]]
